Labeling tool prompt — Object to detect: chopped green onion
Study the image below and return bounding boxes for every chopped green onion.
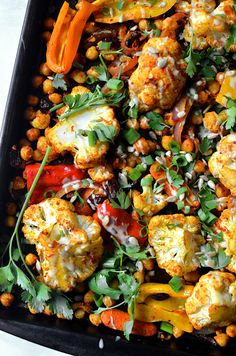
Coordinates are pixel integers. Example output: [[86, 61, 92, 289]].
[[49, 103, 64, 113], [98, 41, 111, 50], [88, 131, 97, 147], [177, 201, 184, 210], [116, 0, 125, 10], [128, 164, 146, 181], [107, 78, 124, 90], [141, 176, 153, 187], [168, 276, 183, 292], [143, 155, 154, 165], [123, 128, 141, 144], [160, 322, 173, 334]]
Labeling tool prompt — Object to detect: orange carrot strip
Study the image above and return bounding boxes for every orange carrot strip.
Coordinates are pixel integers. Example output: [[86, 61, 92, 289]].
[[101, 309, 157, 337], [47, 1, 97, 74], [149, 162, 166, 181], [108, 57, 138, 77]]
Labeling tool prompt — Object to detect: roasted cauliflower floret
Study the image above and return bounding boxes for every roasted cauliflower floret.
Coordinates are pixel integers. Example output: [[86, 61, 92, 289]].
[[88, 163, 114, 183], [46, 105, 120, 169], [208, 133, 236, 195], [132, 175, 167, 217], [185, 271, 236, 330], [129, 37, 187, 112], [215, 209, 236, 273], [148, 214, 205, 276], [22, 198, 103, 291], [183, 0, 236, 51]]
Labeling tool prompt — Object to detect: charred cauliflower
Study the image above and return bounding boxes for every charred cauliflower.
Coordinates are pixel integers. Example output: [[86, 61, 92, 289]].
[[132, 175, 167, 217], [208, 133, 236, 195], [183, 0, 236, 51], [148, 214, 205, 276], [22, 198, 103, 291], [128, 36, 187, 112], [215, 209, 236, 273], [186, 271, 236, 330], [46, 105, 120, 169]]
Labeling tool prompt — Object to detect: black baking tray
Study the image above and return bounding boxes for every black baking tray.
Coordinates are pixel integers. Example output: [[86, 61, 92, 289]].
[[0, 1, 235, 355]]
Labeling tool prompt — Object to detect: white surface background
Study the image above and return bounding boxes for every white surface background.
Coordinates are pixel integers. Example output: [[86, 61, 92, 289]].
[[0, 1, 71, 355]]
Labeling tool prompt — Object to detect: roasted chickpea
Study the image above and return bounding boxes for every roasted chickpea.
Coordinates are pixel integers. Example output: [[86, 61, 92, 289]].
[[43, 17, 55, 30], [27, 95, 39, 106], [161, 135, 174, 150], [19, 138, 31, 147], [194, 160, 206, 173], [5, 216, 16, 228], [24, 106, 36, 121], [84, 290, 94, 304], [39, 62, 52, 76], [127, 154, 141, 168], [0, 292, 14, 307], [43, 79, 55, 94], [6, 202, 17, 216], [48, 93, 62, 104], [32, 75, 44, 88], [207, 80, 220, 95], [20, 145, 33, 161], [181, 138, 194, 153], [142, 259, 155, 271], [134, 137, 156, 154], [134, 270, 145, 284], [28, 305, 38, 314], [103, 296, 115, 308], [32, 111, 50, 129], [12, 176, 26, 190], [32, 149, 44, 161], [26, 128, 40, 142], [214, 333, 229, 347], [139, 116, 150, 129], [75, 309, 85, 319], [103, 53, 116, 61], [86, 46, 99, 60], [226, 324, 236, 338], [138, 19, 149, 31], [190, 111, 203, 125], [89, 313, 102, 326], [25, 253, 38, 266], [41, 31, 51, 43], [70, 70, 86, 84], [198, 91, 209, 104]]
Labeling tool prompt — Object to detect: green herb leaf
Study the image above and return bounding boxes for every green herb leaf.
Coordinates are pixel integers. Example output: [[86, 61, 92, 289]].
[[48, 294, 73, 319], [116, 0, 125, 10], [146, 112, 165, 131], [52, 74, 67, 91], [110, 189, 131, 209], [199, 137, 212, 154]]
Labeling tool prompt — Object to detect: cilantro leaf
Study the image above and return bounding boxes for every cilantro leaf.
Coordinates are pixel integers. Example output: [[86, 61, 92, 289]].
[[145, 112, 165, 130], [48, 294, 73, 320], [0, 265, 15, 292], [185, 40, 203, 78], [59, 86, 126, 120], [110, 189, 131, 209], [52, 74, 67, 91], [225, 25, 236, 51], [199, 137, 212, 154]]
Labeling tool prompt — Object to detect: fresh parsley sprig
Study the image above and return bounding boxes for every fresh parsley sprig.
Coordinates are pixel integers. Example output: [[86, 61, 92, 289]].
[[0, 146, 73, 319], [58, 86, 126, 120]]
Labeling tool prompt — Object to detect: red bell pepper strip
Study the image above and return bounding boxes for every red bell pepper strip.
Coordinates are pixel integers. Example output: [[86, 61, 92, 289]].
[[24, 164, 85, 204], [96, 201, 147, 246], [164, 181, 200, 213]]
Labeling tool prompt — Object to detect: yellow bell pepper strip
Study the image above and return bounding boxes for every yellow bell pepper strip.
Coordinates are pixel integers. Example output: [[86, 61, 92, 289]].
[[135, 297, 193, 333], [216, 70, 236, 107], [46, 1, 98, 74], [137, 283, 194, 303], [93, 0, 177, 24]]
